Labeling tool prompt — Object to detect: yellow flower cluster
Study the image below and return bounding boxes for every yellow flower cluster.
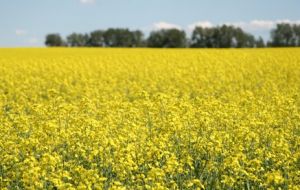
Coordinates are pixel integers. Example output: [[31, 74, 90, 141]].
[[0, 48, 299, 189]]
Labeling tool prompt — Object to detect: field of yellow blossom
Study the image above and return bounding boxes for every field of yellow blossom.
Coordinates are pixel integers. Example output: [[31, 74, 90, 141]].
[[0, 48, 300, 190]]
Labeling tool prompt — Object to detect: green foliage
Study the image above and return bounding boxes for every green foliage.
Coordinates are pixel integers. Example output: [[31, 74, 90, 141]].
[[147, 29, 186, 48], [44, 24, 300, 48], [88, 30, 105, 47], [270, 23, 300, 47], [66, 33, 89, 47], [255, 36, 265, 48], [294, 25, 300, 46], [190, 25, 256, 48], [103, 28, 144, 47], [45, 34, 65, 47], [270, 24, 296, 47]]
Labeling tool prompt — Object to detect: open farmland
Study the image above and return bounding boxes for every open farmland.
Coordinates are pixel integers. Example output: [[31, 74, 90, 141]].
[[0, 48, 300, 189]]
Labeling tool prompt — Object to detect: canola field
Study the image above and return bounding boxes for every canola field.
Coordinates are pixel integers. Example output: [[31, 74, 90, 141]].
[[0, 48, 300, 190]]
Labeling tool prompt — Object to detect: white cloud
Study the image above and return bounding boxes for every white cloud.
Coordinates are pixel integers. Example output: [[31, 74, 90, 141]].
[[275, 19, 300, 25], [152, 22, 182, 30], [188, 21, 213, 30], [225, 19, 300, 31], [249, 20, 275, 30], [15, 29, 27, 36], [226, 20, 274, 31], [146, 19, 300, 35], [80, 0, 95, 4]]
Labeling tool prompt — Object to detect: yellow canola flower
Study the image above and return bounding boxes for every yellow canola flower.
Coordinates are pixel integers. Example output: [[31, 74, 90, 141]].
[[0, 48, 299, 189], [265, 171, 285, 185]]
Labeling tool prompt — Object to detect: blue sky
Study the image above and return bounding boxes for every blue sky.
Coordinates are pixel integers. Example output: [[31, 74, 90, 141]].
[[0, 0, 299, 47]]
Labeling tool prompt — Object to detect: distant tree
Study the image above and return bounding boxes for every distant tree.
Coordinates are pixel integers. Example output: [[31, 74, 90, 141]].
[[103, 28, 129, 47], [147, 30, 164, 47], [190, 27, 206, 47], [88, 30, 105, 47], [218, 25, 235, 48], [234, 27, 255, 48], [191, 25, 255, 48], [270, 23, 296, 47], [293, 24, 300, 46], [45, 33, 64, 47], [131, 30, 145, 47], [67, 33, 89, 47], [147, 29, 186, 48], [102, 28, 145, 47], [255, 36, 265, 48], [266, 41, 273, 47], [46, 24, 300, 48]]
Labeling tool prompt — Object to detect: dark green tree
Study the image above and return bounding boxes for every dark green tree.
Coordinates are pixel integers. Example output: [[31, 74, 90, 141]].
[[147, 29, 186, 48], [190, 27, 206, 47], [88, 30, 105, 47], [218, 25, 235, 48], [234, 28, 255, 48], [103, 28, 131, 47], [67, 33, 89, 47], [270, 23, 296, 47], [293, 24, 300, 46], [131, 30, 145, 47], [205, 27, 219, 48], [45, 33, 64, 47], [102, 28, 145, 47], [255, 36, 265, 48], [191, 25, 255, 48]]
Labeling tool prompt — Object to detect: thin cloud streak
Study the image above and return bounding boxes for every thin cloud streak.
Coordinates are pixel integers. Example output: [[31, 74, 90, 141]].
[[15, 29, 27, 36], [79, 0, 96, 4], [152, 22, 182, 30]]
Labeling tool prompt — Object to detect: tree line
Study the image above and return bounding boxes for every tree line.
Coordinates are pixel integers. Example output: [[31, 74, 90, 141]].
[[45, 23, 300, 48]]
